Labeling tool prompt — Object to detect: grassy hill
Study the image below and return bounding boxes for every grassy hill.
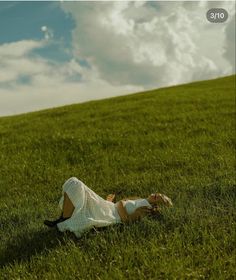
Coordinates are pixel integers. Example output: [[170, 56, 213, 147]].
[[0, 75, 235, 279]]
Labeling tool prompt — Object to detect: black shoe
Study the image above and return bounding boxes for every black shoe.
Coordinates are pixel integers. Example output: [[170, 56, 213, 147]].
[[43, 215, 70, 228]]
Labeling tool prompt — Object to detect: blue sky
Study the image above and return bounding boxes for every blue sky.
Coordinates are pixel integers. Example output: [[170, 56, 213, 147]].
[[0, 1, 235, 116], [0, 2, 73, 43], [0, 2, 75, 61]]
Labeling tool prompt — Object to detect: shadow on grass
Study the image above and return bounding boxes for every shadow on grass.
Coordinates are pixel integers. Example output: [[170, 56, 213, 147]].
[[1, 217, 170, 269], [0, 227, 77, 268], [0, 224, 124, 269]]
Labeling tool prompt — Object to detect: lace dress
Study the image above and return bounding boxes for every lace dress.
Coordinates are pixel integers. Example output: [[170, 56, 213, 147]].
[[57, 177, 122, 238], [56, 177, 151, 238]]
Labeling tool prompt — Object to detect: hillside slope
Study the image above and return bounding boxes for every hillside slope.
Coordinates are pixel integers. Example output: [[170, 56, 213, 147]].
[[0, 75, 235, 279]]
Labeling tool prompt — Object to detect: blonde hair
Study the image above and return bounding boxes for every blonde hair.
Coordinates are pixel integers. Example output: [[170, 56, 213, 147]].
[[157, 193, 173, 207], [150, 193, 173, 219]]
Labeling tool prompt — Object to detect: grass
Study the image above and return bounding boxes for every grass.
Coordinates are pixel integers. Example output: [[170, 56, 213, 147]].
[[0, 75, 235, 279]]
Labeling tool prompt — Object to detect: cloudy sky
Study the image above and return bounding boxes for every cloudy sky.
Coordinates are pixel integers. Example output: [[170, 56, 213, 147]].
[[0, 1, 235, 117]]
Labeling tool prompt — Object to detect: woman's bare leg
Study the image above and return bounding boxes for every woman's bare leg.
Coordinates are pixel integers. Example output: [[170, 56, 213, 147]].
[[44, 192, 75, 227], [62, 192, 75, 218]]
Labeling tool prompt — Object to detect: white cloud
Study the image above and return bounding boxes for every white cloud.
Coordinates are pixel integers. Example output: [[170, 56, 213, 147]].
[[41, 26, 47, 32], [41, 25, 54, 40], [0, 40, 44, 58], [61, 1, 235, 88], [0, 2, 235, 116], [0, 40, 47, 83], [0, 74, 143, 116], [0, 40, 142, 116]]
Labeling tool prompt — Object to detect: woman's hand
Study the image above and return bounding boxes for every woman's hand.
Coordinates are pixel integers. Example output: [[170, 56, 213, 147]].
[[124, 206, 152, 223], [106, 193, 116, 202], [133, 206, 152, 219]]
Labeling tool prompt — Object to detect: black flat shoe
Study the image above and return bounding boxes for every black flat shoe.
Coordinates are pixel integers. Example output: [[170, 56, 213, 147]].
[[43, 215, 70, 228]]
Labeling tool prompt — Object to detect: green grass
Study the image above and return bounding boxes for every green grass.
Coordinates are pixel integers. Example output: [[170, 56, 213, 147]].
[[0, 75, 235, 279]]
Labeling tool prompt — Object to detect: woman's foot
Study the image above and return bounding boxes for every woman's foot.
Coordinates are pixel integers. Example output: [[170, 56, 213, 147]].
[[43, 214, 70, 228]]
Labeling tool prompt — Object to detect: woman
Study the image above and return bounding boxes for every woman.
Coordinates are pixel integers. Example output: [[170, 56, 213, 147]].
[[44, 177, 173, 238]]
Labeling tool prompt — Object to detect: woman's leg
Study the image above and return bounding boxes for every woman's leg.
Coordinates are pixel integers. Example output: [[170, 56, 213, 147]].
[[44, 192, 75, 228], [62, 192, 75, 218], [44, 177, 80, 228]]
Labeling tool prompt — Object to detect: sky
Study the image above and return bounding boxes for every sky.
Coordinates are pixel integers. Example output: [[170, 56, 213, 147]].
[[0, 1, 235, 117]]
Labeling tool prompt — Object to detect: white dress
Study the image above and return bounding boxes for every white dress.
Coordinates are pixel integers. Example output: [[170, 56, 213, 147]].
[[57, 177, 152, 238]]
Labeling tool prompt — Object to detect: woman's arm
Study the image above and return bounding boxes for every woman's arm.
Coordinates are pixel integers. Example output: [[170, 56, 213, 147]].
[[116, 200, 151, 224], [106, 194, 116, 202], [116, 200, 129, 223]]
